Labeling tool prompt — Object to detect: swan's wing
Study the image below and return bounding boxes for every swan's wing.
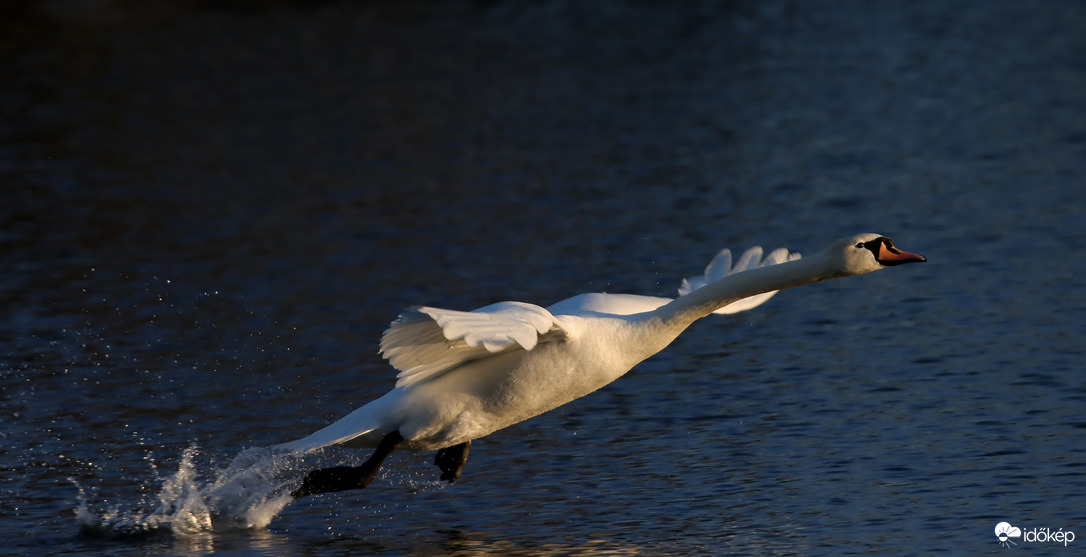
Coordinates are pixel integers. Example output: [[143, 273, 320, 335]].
[[678, 245, 802, 315], [546, 292, 673, 316], [678, 248, 739, 296], [381, 301, 569, 388]]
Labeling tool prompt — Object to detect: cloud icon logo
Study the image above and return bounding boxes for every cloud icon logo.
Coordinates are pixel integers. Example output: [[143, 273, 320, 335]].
[[995, 522, 1022, 548]]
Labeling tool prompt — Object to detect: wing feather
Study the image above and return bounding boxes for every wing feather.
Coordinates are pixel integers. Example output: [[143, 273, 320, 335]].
[[702, 248, 734, 284], [380, 301, 568, 388], [677, 244, 802, 315]]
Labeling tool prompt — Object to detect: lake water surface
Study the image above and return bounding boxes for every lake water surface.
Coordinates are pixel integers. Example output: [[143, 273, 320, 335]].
[[2, 1, 1085, 555]]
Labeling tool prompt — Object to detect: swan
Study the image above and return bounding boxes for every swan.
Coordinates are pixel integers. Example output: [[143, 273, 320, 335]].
[[285, 233, 925, 497]]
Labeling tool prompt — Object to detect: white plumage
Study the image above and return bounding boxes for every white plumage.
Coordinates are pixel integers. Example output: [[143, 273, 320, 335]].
[[280, 233, 925, 494], [385, 302, 569, 388], [678, 246, 802, 314]]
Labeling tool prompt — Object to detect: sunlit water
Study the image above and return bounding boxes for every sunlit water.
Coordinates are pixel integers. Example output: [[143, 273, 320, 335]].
[[3, 1, 1085, 555]]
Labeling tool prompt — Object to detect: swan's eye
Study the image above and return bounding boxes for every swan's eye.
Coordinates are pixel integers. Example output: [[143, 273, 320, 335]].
[[855, 242, 864, 248]]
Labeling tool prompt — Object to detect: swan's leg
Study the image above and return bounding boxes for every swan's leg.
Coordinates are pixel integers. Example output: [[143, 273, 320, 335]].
[[434, 440, 470, 483], [291, 430, 404, 498]]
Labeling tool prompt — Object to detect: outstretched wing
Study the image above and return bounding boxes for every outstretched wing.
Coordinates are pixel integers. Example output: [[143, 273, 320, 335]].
[[678, 245, 801, 314], [380, 301, 569, 388]]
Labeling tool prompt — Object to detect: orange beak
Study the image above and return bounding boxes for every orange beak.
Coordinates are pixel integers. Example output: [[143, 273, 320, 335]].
[[877, 241, 927, 266]]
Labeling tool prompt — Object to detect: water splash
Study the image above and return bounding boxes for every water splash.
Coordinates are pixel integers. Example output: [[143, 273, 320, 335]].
[[75, 445, 302, 537]]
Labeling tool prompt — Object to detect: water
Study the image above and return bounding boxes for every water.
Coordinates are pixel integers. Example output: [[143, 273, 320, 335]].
[[2, 0, 1085, 555]]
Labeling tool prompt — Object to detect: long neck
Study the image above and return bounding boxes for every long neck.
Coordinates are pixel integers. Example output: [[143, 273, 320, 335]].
[[654, 251, 841, 331]]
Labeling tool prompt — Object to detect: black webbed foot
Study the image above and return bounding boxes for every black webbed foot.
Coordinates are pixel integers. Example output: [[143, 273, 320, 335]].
[[292, 466, 365, 498], [434, 440, 470, 483], [291, 430, 404, 498]]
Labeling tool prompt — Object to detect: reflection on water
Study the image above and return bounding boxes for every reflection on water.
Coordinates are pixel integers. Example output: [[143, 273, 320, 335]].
[[3, 0, 1085, 555]]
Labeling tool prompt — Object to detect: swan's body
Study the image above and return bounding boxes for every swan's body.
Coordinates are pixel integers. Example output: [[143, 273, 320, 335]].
[[284, 233, 925, 497]]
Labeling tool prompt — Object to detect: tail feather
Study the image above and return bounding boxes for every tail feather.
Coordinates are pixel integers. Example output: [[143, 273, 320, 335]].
[[276, 394, 394, 453]]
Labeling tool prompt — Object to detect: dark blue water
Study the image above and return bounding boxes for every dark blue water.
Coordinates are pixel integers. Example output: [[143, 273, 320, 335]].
[[3, 1, 1085, 555]]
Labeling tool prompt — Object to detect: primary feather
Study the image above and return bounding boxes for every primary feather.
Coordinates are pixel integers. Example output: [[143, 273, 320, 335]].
[[678, 246, 801, 314]]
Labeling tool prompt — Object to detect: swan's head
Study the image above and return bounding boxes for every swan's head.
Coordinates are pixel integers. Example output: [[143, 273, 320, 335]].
[[823, 233, 927, 276]]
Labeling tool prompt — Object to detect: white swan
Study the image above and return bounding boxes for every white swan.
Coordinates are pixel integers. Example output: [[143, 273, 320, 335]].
[[285, 233, 925, 497]]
